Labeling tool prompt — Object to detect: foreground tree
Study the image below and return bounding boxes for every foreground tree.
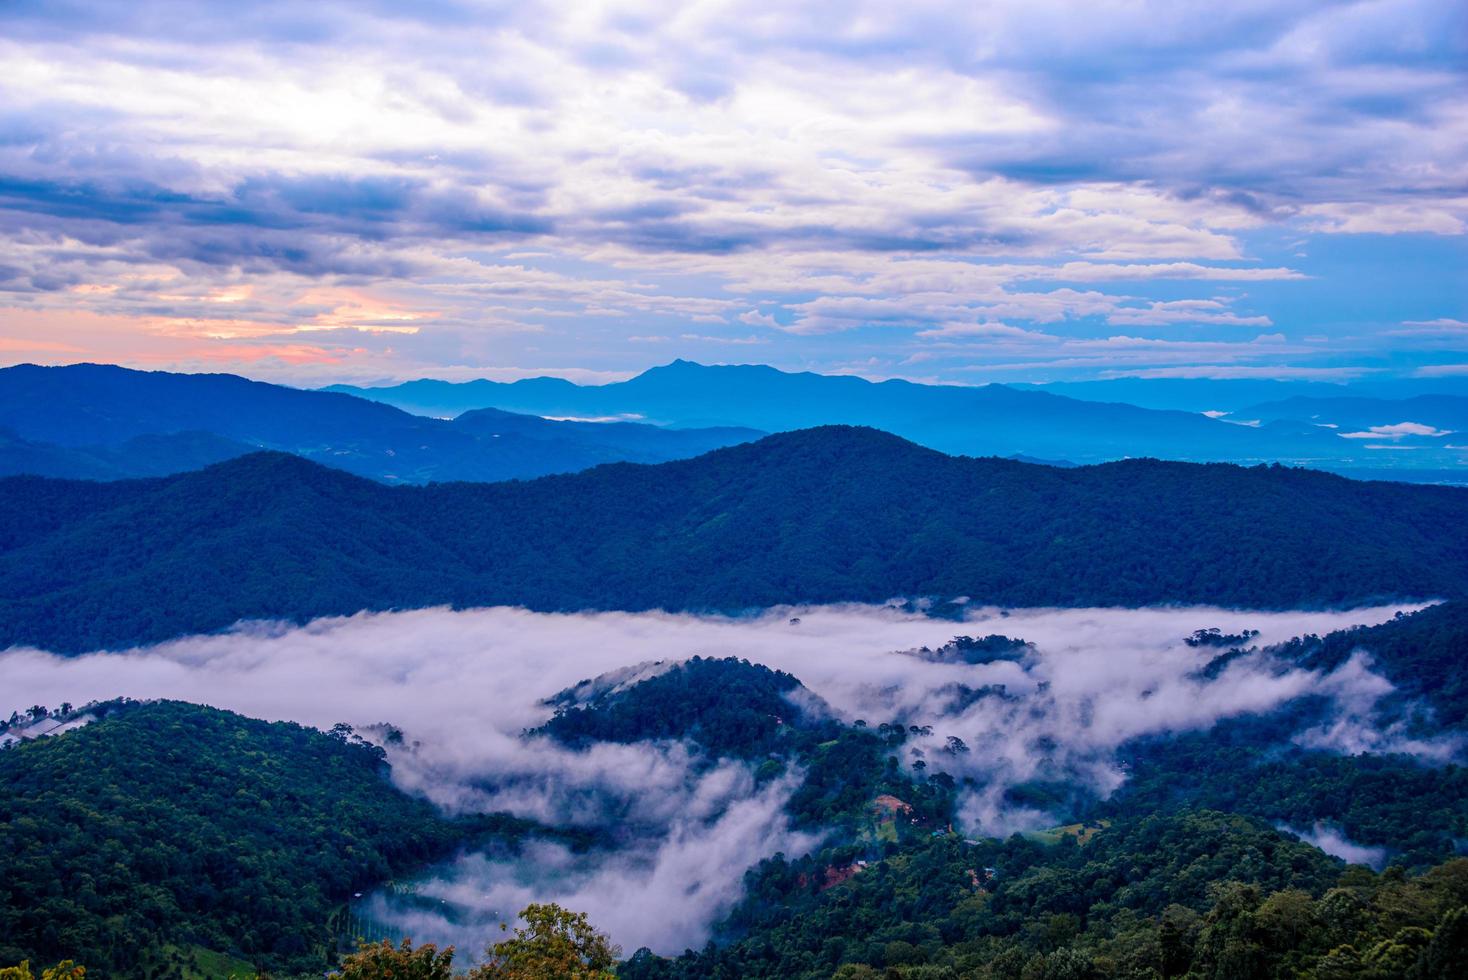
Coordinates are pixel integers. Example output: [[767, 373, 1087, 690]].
[[0, 963, 85, 980], [471, 903, 620, 980], [336, 939, 455, 980]]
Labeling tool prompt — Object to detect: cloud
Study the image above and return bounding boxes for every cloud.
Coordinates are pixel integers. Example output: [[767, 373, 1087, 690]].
[[0, 1, 1461, 381], [782, 288, 1122, 335], [1105, 299, 1274, 328], [365, 775, 820, 961], [1099, 364, 1379, 380], [1391, 318, 1468, 340], [677, 332, 767, 345], [0, 600, 1441, 951], [916, 321, 1052, 340], [737, 309, 781, 328], [1338, 421, 1454, 440], [1402, 318, 1468, 329], [1040, 262, 1307, 282], [1281, 823, 1390, 870], [1299, 201, 1468, 236]]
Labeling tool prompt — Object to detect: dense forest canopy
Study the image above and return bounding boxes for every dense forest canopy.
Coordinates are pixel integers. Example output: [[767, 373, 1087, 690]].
[[0, 701, 525, 977], [515, 653, 1468, 979], [621, 816, 1468, 979], [3, 611, 1468, 978], [3, 426, 1467, 653]]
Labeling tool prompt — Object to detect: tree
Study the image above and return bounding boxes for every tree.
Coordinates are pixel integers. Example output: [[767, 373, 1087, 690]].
[[0, 962, 85, 980], [336, 939, 455, 980], [470, 904, 619, 980], [1159, 905, 1199, 979], [1416, 907, 1468, 979], [0, 701, 467, 976]]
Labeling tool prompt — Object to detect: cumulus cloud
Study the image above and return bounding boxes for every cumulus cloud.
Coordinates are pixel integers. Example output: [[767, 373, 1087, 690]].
[[737, 309, 781, 328]]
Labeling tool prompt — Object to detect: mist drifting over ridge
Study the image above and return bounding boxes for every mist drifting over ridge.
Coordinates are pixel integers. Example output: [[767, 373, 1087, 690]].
[[0, 601, 1445, 954]]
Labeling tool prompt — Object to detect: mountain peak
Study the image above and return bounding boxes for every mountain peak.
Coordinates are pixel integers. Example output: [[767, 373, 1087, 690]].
[[689, 425, 951, 475], [638, 359, 784, 378], [188, 449, 359, 485]]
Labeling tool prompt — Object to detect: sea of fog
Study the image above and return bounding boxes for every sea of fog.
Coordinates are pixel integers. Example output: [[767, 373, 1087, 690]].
[[0, 602, 1441, 955]]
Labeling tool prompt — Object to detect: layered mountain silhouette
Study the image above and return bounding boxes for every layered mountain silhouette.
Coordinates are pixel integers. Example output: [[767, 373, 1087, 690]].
[[6, 362, 1464, 480], [0, 363, 760, 482], [327, 360, 1466, 470], [3, 425, 1464, 653]]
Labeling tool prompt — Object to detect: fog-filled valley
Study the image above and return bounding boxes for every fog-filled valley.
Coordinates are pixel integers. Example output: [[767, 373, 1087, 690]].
[[6, 600, 1468, 975]]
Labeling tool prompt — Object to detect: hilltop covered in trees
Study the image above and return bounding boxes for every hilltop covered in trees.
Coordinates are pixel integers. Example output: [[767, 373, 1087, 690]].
[[4, 427, 1468, 653]]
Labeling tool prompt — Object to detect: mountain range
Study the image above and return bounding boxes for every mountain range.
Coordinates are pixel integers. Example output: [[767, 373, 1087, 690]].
[[2, 361, 1465, 484], [4, 425, 1466, 654], [0, 363, 760, 483], [328, 360, 1468, 474]]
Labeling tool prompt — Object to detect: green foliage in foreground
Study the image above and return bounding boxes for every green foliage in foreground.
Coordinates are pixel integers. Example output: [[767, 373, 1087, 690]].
[[336, 939, 457, 980], [0, 701, 484, 978], [477, 902, 620, 980], [622, 815, 1468, 980], [0, 963, 85, 980], [335, 903, 618, 980]]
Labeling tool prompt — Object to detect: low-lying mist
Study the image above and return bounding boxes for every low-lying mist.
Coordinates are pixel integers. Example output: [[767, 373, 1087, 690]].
[[0, 601, 1432, 954]]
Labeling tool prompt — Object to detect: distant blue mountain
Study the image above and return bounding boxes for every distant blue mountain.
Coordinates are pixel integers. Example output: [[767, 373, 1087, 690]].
[[0, 363, 762, 483], [1243, 394, 1468, 433], [8, 362, 1464, 480], [0, 428, 254, 480], [1009, 378, 1356, 413], [1008, 377, 1468, 413], [327, 359, 1462, 469]]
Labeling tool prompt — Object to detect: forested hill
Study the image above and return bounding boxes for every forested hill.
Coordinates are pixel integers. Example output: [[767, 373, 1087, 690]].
[[0, 700, 477, 977], [3, 426, 1468, 653]]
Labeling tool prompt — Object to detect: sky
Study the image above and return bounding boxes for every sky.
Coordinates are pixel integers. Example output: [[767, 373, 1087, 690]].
[[0, 0, 1464, 386]]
